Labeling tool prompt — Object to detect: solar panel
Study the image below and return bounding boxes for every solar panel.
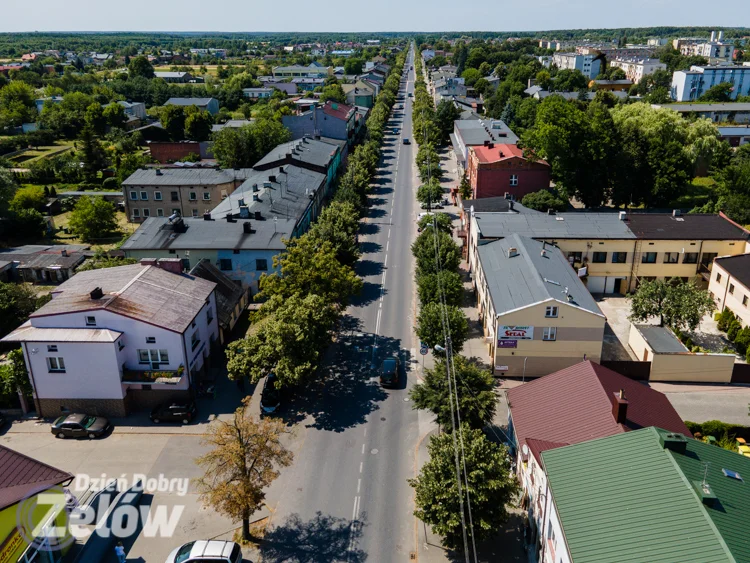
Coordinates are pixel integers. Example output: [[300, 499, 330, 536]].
[[722, 468, 743, 481]]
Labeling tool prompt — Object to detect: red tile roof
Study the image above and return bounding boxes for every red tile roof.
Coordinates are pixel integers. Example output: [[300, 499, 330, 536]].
[[323, 100, 354, 121], [472, 143, 549, 166], [508, 361, 691, 452], [525, 438, 568, 465], [0, 445, 73, 510]]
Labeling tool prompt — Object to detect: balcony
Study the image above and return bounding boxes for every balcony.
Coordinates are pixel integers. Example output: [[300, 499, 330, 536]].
[[122, 364, 185, 385]]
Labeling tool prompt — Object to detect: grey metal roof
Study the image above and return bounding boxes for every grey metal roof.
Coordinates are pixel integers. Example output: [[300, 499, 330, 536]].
[[634, 325, 689, 353], [475, 210, 636, 240], [2, 322, 123, 343], [653, 103, 750, 112], [155, 72, 190, 78], [210, 164, 326, 227], [30, 264, 216, 333], [253, 138, 338, 170], [477, 234, 603, 317], [165, 97, 216, 107], [122, 168, 253, 187], [0, 245, 89, 269], [454, 119, 519, 146], [121, 215, 293, 252], [211, 119, 254, 132]]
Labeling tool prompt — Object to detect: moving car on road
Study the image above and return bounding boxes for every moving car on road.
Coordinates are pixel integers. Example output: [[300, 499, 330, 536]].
[[380, 357, 400, 388], [165, 540, 242, 563], [150, 400, 197, 424], [403, 138, 410, 145], [51, 413, 111, 439]]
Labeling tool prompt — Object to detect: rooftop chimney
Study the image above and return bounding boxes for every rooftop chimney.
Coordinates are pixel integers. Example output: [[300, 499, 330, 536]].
[[61, 249, 68, 257], [488, 142, 494, 149], [239, 205, 250, 219], [253, 194, 260, 202], [203, 212, 212, 221], [279, 166, 285, 173], [155, 169, 163, 176], [507, 246, 518, 258], [252, 184, 259, 193], [547, 209, 556, 215], [152, 258, 184, 275], [90, 287, 103, 300], [612, 390, 628, 424], [269, 175, 277, 183], [226, 214, 236, 223], [254, 211, 262, 220], [672, 209, 681, 217], [483, 140, 490, 147], [243, 222, 252, 234], [619, 211, 627, 221]]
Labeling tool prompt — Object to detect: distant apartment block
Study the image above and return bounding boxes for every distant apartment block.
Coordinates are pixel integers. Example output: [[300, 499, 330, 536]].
[[671, 66, 750, 101], [610, 57, 667, 84], [552, 53, 601, 79]]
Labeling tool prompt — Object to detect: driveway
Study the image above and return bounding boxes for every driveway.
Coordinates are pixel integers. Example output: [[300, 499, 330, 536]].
[[594, 296, 638, 361]]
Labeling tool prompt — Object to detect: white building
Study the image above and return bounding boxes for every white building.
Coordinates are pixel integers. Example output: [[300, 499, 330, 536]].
[[610, 57, 667, 84], [552, 53, 601, 79], [671, 65, 750, 101], [679, 31, 734, 63], [2, 259, 219, 418]]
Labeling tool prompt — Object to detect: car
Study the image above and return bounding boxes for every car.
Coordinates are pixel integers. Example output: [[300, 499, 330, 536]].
[[403, 138, 411, 145], [393, 128, 399, 134], [420, 201, 443, 210], [260, 373, 281, 414], [408, 92, 413, 97], [165, 540, 242, 563], [380, 357, 400, 388], [150, 400, 197, 424], [51, 413, 111, 439]]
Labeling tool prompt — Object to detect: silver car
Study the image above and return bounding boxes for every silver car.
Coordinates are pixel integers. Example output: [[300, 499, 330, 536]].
[[165, 540, 243, 563]]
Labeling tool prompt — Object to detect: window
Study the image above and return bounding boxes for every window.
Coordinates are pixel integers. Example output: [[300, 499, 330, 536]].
[[143, 208, 150, 218], [641, 252, 657, 264], [156, 208, 164, 217], [85, 316, 96, 326], [543, 327, 557, 341], [132, 209, 140, 218], [744, 295, 748, 307], [663, 252, 679, 264], [509, 174, 518, 186], [47, 345, 58, 352], [611, 252, 627, 264], [545, 306, 558, 318], [189, 191, 197, 201], [207, 307, 214, 324], [256, 258, 268, 271], [717, 272, 722, 282], [154, 191, 162, 201], [192, 209, 199, 217], [729, 283, 735, 294], [191, 332, 200, 350], [171, 191, 179, 202], [146, 336, 156, 343], [118, 340, 124, 351], [567, 252, 582, 264], [683, 252, 698, 264], [140, 191, 148, 201], [219, 258, 232, 271], [159, 349, 168, 362], [47, 357, 65, 372], [138, 349, 168, 364], [203, 192, 211, 200], [129, 190, 138, 201], [592, 252, 607, 263]]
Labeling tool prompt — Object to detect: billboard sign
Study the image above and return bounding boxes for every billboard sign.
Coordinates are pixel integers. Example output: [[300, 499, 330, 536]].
[[497, 339, 518, 348], [498, 326, 533, 340]]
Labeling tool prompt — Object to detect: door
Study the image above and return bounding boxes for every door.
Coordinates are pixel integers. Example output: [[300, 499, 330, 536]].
[[586, 276, 606, 294], [604, 277, 618, 294]]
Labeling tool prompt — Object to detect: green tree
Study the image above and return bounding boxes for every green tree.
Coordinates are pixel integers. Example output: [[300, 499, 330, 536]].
[[258, 235, 362, 307], [521, 189, 567, 212], [103, 103, 128, 129], [128, 56, 155, 79], [417, 179, 444, 205], [307, 201, 361, 267], [417, 270, 464, 307], [160, 105, 186, 141], [251, 118, 292, 158], [458, 175, 472, 200], [212, 126, 255, 169], [344, 58, 364, 75], [67, 196, 118, 243], [553, 69, 589, 92], [434, 100, 461, 143], [184, 110, 214, 142], [77, 126, 107, 183], [0, 167, 16, 214], [8, 208, 46, 239], [320, 84, 346, 104], [0, 282, 48, 338], [0, 348, 33, 398], [461, 68, 482, 87], [77, 248, 137, 271], [417, 212, 452, 234], [85, 103, 106, 135], [699, 82, 734, 102], [417, 302, 469, 352], [195, 397, 292, 541], [0, 81, 37, 127], [412, 229, 461, 275], [410, 356, 496, 429], [629, 277, 715, 332], [10, 185, 46, 212], [409, 425, 518, 550]]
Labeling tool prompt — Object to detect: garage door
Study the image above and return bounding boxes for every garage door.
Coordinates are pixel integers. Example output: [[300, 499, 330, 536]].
[[586, 276, 606, 293]]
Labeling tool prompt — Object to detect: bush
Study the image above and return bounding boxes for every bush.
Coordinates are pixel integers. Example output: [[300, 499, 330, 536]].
[[101, 177, 119, 189], [684, 337, 693, 349], [734, 327, 750, 355], [521, 189, 568, 212], [717, 308, 735, 332], [727, 319, 742, 341]]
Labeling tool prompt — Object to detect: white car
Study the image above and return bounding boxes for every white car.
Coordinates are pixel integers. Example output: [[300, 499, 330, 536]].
[[165, 540, 243, 563]]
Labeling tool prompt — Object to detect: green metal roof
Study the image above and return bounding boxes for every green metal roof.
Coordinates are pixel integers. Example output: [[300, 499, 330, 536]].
[[542, 427, 750, 563]]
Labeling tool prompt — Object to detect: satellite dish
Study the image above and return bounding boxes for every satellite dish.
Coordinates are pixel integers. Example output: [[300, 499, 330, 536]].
[[522, 444, 529, 456]]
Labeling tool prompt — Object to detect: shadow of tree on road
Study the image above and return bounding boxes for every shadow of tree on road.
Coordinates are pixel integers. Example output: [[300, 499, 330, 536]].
[[350, 281, 385, 307], [261, 511, 367, 563], [359, 241, 382, 255], [359, 223, 380, 236]]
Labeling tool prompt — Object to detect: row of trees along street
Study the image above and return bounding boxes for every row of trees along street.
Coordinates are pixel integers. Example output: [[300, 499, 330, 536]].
[[407, 52, 518, 554], [198, 51, 407, 542]]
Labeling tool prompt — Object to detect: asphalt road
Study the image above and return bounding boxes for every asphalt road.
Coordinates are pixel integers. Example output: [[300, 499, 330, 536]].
[[259, 47, 423, 563]]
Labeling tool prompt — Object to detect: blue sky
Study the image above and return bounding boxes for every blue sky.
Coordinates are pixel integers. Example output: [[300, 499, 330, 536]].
[[0, 0, 744, 33]]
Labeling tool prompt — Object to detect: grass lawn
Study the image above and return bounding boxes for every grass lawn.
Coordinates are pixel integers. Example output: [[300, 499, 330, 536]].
[[21, 182, 82, 193], [7, 141, 76, 166], [48, 210, 136, 250], [669, 177, 717, 209]]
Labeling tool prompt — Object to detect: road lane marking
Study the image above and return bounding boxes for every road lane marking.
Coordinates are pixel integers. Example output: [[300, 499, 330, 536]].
[[386, 240, 389, 252], [362, 443, 365, 454], [360, 461, 363, 473], [357, 478, 361, 493], [375, 309, 382, 334]]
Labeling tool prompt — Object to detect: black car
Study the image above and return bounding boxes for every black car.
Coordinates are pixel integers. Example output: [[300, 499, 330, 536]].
[[260, 373, 281, 414], [403, 138, 411, 145], [150, 400, 197, 424], [51, 413, 111, 439], [380, 357, 400, 388]]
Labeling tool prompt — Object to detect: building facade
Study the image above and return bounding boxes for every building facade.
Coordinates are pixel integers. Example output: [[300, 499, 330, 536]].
[[282, 101, 356, 144], [671, 65, 750, 101], [552, 53, 602, 79], [708, 253, 750, 327], [610, 57, 667, 84], [467, 144, 550, 200]]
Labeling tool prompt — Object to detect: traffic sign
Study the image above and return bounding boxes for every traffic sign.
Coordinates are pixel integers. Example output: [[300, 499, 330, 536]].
[[420, 344, 429, 356]]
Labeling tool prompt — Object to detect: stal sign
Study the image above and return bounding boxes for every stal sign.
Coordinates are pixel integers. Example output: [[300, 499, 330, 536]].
[[498, 326, 533, 340]]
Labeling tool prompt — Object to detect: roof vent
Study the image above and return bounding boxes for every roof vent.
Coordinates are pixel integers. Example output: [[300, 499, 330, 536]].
[[692, 480, 718, 506], [659, 432, 688, 453], [488, 142, 494, 149], [555, 216, 564, 221], [507, 247, 518, 258], [673, 209, 681, 218], [225, 214, 236, 223], [619, 211, 627, 221], [239, 205, 250, 219], [155, 169, 163, 176], [243, 222, 252, 234], [253, 184, 259, 192], [547, 209, 556, 215], [279, 166, 285, 173], [90, 287, 103, 300], [203, 212, 212, 221], [254, 211, 262, 220], [269, 175, 277, 183]]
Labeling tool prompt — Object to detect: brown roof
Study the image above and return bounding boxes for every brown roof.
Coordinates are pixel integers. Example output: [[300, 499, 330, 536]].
[[715, 253, 750, 290], [626, 213, 749, 241], [322, 100, 354, 121], [0, 445, 73, 511], [508, 361, 691, 451], [32, 264, 216, 333]]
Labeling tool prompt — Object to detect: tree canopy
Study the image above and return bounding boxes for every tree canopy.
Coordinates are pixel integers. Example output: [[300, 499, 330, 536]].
[[628, 277, 715, 332], [67, 196, 118, 243]]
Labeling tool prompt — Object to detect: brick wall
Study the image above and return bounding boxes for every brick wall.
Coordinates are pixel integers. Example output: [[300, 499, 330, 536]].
[[149, 142, 201, 164], [470, 158, 551, 200], [37, 397, 128, 418]]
